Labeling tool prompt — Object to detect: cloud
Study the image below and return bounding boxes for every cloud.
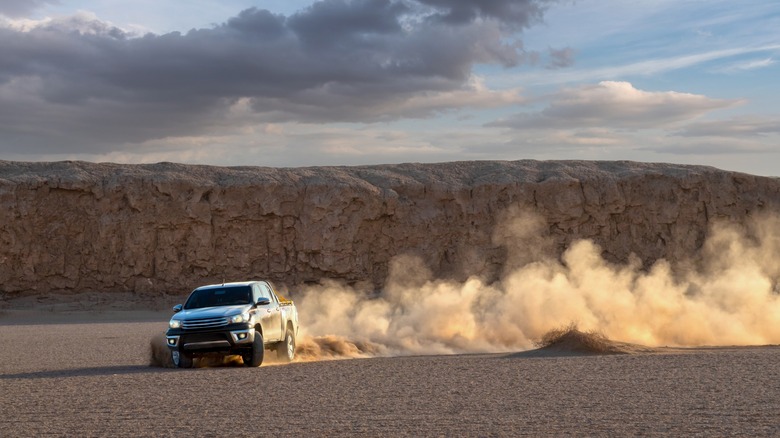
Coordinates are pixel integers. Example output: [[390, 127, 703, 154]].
[[489, 81, 741, 130], [416, 0, 552, 29], [0, 0, 58, 18], [245, 75, 524, 123], [498, 44, 780, 86], [462, 128, 631, 159], [0, 0, 552, 154], [13, 123, 456, 167], [641, 139, 779, 156], [715, 57, 776, 73], [546, 46, 574, 69], [673, 117, 780, 138], [287, 0, 409, 48]]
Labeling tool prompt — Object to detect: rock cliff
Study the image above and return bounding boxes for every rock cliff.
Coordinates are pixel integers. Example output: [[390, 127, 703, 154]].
[[1, 160, 778, 296]]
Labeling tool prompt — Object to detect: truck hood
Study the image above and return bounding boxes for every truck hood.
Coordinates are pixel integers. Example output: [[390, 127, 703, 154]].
[[177, 304, 252, 320]]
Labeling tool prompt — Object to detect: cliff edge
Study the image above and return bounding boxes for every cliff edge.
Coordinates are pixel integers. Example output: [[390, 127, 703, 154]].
[[1, 160, 778, 296]]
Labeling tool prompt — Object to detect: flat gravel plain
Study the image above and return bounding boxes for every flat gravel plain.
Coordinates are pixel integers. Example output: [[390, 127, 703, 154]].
[[1, 316, 780, 437]]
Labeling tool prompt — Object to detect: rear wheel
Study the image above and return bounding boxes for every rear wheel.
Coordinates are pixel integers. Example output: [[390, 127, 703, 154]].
[[243, 331, 264, 367], [276, 327, 295, 362], [172, 349, 193, 368]]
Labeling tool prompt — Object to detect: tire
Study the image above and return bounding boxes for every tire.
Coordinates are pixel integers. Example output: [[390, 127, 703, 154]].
[[276, 327, 295, 362], [172, 349, 193, 369], [243, 330, 264, 367]]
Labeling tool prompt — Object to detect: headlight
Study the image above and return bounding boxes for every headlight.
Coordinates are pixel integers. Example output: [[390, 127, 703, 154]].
[[169, 319, 182, 329], [230, 312, 250, 324]]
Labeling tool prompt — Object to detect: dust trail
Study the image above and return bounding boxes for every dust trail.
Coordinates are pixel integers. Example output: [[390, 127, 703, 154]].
[[149, 333, 174, 368], [534, 324, 617, 355], [294, 211, 780, 358], [295, 336, 386, 361]]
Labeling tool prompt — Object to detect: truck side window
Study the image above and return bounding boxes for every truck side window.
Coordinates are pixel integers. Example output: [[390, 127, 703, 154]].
[[259, 283, 276, 303], [251, 284, 261, 304]]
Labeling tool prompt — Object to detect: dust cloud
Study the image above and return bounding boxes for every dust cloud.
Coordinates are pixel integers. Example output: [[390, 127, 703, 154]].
[[294, 211, 780, 358], [149, 333, 174, 367]]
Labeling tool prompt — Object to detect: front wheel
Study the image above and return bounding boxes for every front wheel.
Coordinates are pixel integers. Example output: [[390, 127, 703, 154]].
[[243, 331, 264, 367], [276, 328, 295, 362], [172, 349, 193, 368]]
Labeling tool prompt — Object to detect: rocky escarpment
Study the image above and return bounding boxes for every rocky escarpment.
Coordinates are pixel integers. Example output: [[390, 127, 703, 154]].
[[0, 160, 778, 297]]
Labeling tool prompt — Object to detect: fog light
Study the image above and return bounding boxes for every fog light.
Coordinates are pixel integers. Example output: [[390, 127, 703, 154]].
[[238, 333, 247, 340], [168, 338, 176, 345]]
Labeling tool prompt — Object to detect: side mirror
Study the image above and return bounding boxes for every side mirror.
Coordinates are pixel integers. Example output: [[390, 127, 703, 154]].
[[256, 297, 271, 306], [173, 304, 183, 313]]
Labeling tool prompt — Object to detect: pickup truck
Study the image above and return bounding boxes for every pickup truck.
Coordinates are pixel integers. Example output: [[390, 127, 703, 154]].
[[165, 280, 298, 368]]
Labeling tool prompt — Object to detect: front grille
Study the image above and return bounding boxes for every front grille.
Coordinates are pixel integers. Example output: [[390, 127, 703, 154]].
[[184, 340, 231, 350], [183, 332, 228, 343], [182, 317, 229, 330]]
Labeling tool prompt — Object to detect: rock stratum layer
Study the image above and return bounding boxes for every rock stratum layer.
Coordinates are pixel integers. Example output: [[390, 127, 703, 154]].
[[1, 160, 778, 297]]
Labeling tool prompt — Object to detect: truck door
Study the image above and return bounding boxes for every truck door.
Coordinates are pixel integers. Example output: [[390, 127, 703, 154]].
[[258, 282, 283, 342]]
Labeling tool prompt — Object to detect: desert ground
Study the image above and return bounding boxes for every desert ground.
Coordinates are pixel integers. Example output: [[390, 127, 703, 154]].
[[1, 311, 779, 437]]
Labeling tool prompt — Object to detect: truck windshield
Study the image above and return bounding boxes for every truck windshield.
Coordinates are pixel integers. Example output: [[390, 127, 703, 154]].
[[184, 286, 252, 309]]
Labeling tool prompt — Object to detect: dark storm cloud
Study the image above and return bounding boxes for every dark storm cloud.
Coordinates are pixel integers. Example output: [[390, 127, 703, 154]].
[[0, 0, 59, 18], [0, 0, 555, 153], [288, 0, 409, 47], [416, 0, 551, 29]]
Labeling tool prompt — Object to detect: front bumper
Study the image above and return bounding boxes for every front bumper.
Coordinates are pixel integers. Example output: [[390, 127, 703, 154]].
[[166, 324, 255, 352]]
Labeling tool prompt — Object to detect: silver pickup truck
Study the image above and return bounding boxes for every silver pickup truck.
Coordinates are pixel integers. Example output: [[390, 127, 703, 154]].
[[165, 280, 298, 368]]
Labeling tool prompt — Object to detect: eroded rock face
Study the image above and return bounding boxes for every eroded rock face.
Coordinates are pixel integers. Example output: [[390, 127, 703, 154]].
[[1, 160, 778, 296]]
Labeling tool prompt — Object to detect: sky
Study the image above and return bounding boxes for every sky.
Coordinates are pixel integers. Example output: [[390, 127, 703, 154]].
[[0, 0, 778, 175]]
